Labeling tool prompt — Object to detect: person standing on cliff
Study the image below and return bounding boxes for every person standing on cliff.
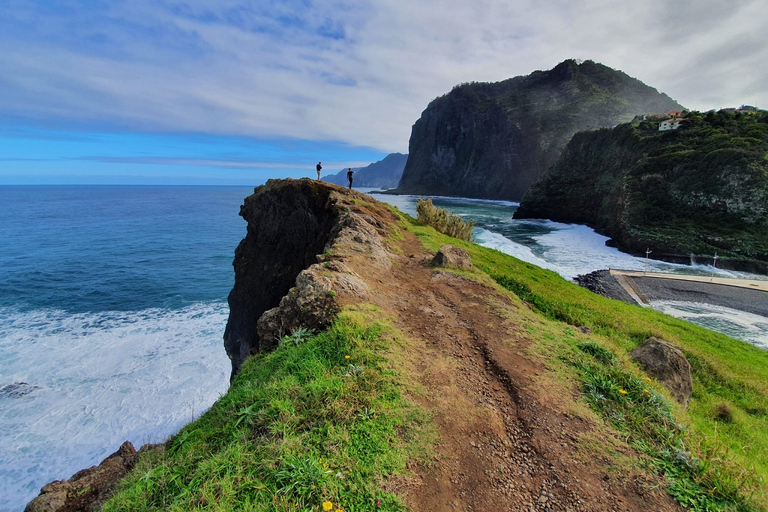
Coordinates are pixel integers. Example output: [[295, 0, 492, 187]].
[[316, 162, 322, 180], [347, 168, 355, 189]]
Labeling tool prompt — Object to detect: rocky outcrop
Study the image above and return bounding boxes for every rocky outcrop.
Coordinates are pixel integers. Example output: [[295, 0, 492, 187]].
[[630, 337, 693, 408], [574, 270, 635, 304], [224, 179, 400, 379], [515, 110, 768, 273], [393, 59, 682, 201], [25, 442, 140, 512], [431, 245, 472, 269]]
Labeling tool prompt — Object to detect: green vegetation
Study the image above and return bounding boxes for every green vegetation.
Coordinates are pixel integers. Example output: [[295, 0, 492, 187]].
[[403, 213, 768, 510], [569, 343, 753, 510], [415, 198, 475, 241], [103, 309, 435, 512], [400, 59, 682, 200], [517, 109, 768, 272], [104, 206, 767, 511]]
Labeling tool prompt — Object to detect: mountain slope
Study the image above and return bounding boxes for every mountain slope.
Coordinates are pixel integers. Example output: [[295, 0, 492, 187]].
[[393, 59, 683, 200], [514, 109, 768, 273]]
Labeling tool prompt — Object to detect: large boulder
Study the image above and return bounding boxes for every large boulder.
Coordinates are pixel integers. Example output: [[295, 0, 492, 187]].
[[630, 337, 693, 408], [25, 441, 139, 512], [432, 245, 472, 269]]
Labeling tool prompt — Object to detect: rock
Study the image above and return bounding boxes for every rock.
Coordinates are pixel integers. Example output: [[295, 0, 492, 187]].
[[224, 179, 397, 380], [393, 59, 682, 201], [630, 337, 693, 408], [0, 381, 40, 398], [25, 441, 139, 512], [432, 245, 472, 269], [256, 268, 338, 351]]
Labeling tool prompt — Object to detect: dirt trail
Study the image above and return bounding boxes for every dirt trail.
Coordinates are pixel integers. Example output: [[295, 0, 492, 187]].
[[347, 227, 683, 512]]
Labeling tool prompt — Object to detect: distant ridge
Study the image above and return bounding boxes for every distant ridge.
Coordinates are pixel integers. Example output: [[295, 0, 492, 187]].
[[324, 153, 407, 189], [393, 59, 684, 201]]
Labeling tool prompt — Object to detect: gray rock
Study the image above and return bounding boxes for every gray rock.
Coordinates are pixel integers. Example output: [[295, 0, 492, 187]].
[[224, 179, 395, 380], [630, 337, 693, 408], [432, 245, 472, 269]]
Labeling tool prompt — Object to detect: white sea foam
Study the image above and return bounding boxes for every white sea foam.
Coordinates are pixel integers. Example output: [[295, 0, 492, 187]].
[[473, 228, 560, 273], [648, 301, 768, 349], [0, 303, 230, 511]]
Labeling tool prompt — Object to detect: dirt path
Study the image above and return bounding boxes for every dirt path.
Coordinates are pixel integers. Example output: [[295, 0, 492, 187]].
[[350, 228, 683, 512]]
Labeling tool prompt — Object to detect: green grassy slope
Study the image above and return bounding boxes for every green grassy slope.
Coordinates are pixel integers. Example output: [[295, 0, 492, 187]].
[[103, 209, 768, 511]]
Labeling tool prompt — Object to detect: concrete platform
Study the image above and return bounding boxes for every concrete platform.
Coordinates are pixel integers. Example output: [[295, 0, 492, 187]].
[[608, 269, 768, 317]]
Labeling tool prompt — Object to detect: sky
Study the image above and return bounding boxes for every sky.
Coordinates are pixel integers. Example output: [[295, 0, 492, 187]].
[[1, 0, 766, 185]]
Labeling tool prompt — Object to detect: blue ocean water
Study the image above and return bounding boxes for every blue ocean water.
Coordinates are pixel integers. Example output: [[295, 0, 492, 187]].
[[0, 186, 252, 511]]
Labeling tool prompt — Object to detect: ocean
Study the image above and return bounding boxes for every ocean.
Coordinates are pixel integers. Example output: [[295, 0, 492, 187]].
[[0, 186, 246, 510], [1, 185, 766, 510]]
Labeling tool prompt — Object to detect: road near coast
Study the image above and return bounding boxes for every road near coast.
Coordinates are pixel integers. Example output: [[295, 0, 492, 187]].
[[608, 270, 768, 318]]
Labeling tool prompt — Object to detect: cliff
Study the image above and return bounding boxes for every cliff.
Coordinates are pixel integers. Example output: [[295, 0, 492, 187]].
[[515, 109, 768, 273], [393, 59, 683, 201], [27, 181, 768, 511], [324, 153, 407, 189], [223, 178, 396, 378]]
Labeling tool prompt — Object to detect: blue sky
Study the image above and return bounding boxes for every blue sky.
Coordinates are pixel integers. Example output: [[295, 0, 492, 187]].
[[1, 0, 766, 185]]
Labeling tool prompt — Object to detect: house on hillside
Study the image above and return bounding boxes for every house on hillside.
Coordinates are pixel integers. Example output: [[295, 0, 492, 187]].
[[659, 118, 684, 131]]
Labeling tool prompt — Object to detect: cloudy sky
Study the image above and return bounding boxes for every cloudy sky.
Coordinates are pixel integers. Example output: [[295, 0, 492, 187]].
[[1, 0, 766, 184]]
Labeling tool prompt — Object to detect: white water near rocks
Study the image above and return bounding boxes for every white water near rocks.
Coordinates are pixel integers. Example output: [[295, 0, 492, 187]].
[[0, 304, 230, 509], [368, 190, 768, 347]]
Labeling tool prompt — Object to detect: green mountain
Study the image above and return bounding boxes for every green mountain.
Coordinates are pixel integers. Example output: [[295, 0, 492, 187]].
[[515, 109, 768, 273], [393, 59, 683, 201]]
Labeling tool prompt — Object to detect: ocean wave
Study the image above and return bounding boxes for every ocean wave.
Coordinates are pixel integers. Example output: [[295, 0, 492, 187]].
[[0, 302, 231, 511]]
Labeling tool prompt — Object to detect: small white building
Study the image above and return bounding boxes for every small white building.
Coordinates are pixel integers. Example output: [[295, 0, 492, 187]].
[[659, 118, 683, 131]]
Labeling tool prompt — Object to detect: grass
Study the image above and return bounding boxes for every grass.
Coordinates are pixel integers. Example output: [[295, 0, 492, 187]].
[[104, 203, 767, 511], [102, 308, 435, 512], [415, 198, 475, 241], [397, 208, 768, 510]]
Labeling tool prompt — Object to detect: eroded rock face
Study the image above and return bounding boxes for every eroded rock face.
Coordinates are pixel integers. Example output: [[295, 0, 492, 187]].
[[24, 441, 139, 512], [432, 245, 472, 269], [630, 337, 693, 408], [395, 59, 683, 201], [224, 179, 397, 379]]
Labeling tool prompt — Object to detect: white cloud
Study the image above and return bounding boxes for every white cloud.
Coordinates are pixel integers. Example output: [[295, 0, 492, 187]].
[[1, 0, 766, 153]]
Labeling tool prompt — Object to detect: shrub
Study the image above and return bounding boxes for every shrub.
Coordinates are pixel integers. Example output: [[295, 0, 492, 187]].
[[415, 198, 475, 241]]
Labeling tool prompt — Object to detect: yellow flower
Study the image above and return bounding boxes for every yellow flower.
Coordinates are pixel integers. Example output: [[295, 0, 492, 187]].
[[645, 377, 652, 382], [336, 509, 344, 512], [322, 501, 333, 511], [643, 389, 650, 393], [618, 389, 628, 395], [345, 355, 350, 359]]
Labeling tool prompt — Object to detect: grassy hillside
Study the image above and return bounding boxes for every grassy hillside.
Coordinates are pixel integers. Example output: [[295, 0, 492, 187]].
[[516, 109, 768, 273], [103, 206, 768, 511]]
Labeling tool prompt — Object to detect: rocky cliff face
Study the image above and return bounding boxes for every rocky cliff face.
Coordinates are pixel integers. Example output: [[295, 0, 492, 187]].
[[515, 110, 768, 273], [223, 179, 398, 379], [394, 59, 683, 201]]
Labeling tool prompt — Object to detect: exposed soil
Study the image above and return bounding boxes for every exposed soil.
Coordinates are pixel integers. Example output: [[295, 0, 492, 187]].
[[337, 216, 683, 512]]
